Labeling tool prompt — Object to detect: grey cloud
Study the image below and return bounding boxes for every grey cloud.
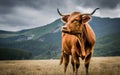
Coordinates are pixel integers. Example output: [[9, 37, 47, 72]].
[[0, 0, 44, 14], [0, 0, 15, 14], [75, 0, 120, 9], [0, 0, 67, 28], [0, 0, 67, 14], [0, 0, 119, 31], [98, 0, 120, 9]]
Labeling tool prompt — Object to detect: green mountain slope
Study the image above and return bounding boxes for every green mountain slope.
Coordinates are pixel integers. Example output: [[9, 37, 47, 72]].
[[94, 32, 120, 56], [22, 19, 62, 40], [0, 19, 63, 40]]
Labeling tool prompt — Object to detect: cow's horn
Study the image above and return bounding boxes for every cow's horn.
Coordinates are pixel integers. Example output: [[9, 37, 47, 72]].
[[91, 8, 100, 15], [57, 8, 64, 16], [81, 8, 100, 16]]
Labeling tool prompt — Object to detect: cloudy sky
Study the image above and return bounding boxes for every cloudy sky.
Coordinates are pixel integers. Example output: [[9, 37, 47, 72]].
[[0, 0, 120, 31]]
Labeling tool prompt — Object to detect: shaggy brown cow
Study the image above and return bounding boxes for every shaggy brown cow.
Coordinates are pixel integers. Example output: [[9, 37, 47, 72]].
[[57, 8, 99, 75]]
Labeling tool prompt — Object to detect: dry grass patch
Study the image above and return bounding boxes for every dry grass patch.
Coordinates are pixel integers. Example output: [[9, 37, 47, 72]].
[[0, 57, 120, 75]]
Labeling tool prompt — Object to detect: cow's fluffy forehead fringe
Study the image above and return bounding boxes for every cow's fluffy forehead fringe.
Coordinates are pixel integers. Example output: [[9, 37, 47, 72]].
[[70, 12, 81, 16]]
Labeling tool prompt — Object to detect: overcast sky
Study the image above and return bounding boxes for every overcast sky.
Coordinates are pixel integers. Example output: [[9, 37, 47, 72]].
[[0, 0, 120, 31]]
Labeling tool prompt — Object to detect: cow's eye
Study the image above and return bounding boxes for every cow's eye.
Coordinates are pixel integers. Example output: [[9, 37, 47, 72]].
[[72, 19, 79, 23]]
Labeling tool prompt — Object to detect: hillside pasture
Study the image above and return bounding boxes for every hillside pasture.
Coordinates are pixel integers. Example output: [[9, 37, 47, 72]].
[[0, 57, 120, 75]]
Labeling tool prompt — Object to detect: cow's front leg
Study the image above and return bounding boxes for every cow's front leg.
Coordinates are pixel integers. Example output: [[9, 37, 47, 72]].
[[71, 56, 75, 73], [63, 53, 69, 73], [72, 51, 80, 75], [85, 52, 92, 75]]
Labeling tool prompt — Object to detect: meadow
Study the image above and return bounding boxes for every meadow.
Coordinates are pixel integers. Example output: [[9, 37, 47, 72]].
[[0, 57, 120, 75]]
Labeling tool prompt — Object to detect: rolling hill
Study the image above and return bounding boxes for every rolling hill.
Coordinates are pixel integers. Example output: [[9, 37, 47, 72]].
[[0, 17, 120, 59]]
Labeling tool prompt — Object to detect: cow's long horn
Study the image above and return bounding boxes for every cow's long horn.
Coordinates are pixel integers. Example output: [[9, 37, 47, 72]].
[[91, 8, 100, 15], [81, 8, 100, 16], [57, 8, 64, 16]]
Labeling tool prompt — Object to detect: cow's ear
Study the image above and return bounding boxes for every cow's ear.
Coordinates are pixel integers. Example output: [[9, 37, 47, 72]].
[[82, 15, 91, 23], [62, 15, 70, 23]]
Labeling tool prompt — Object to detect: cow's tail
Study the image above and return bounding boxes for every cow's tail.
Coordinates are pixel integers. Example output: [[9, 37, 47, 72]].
[[60, 53, 63, 65]]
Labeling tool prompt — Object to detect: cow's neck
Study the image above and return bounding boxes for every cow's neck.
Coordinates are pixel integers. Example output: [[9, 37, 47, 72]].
[[62, 30, 82, 35]]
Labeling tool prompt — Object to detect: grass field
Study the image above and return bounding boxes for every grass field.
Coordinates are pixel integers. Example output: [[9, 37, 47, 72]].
[[0, 57, 120, 75]]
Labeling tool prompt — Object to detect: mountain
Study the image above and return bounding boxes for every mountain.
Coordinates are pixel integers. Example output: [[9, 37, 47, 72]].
[[0, 19, 63, 59], [94, 32, 120, 56], [0, 17, 120, 59]]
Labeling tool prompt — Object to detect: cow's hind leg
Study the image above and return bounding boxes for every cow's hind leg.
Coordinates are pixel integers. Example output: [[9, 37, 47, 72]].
[[85, 52, 92, 75], [63, 53, 69, 73]]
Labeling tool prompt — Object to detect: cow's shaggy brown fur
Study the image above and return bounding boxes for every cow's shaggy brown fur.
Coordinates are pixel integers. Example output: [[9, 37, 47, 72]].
[[59, 10, 96, 75]]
